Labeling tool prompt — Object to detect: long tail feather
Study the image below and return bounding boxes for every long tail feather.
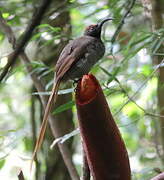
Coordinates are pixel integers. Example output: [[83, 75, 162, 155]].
[[30, 79, 60, 171]]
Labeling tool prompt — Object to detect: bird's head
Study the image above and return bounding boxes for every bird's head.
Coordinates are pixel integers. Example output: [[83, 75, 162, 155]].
[[84, 18, 113, 38]]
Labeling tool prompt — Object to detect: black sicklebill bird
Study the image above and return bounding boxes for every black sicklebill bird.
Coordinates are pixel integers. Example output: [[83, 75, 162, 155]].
[[31, 18, 113, 167]]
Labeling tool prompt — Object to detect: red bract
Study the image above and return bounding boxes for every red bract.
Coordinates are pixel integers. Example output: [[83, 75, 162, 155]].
[[75, 74, 131, 180]]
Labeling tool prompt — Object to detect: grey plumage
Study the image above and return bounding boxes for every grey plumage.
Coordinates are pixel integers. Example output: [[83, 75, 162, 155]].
[[57, 36, 105, 81]]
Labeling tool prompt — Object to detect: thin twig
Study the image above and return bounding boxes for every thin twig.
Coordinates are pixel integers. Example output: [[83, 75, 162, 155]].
[[111, 0, 136, 53], [102, 67, 164, 119], [30, 87, 40, 178], [115, 76, 164, 118], [114, 59, 164, 116], [0, 12, 80, 180], [0, 0, 53, 82], [31, 87, 37, 148], [50, 128, 80, 149]]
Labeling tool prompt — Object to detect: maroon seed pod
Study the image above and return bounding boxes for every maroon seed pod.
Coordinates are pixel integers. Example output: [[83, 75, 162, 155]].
[[75, 74, 131, 180]]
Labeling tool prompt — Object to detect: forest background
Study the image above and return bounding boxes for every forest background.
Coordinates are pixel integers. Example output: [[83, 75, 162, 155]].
[[0, 0, 163, 179]]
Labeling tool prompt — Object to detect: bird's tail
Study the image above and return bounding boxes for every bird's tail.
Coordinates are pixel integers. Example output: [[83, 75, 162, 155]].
[[30, 80, 60, 171]]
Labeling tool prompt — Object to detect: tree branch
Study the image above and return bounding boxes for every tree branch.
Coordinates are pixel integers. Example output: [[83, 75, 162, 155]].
[[0, 0, 53, 82], [150, 0, 164, 164], [0, 11, 80, 180]]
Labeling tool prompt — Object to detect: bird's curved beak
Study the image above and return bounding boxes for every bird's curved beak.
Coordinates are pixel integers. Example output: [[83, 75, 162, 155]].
[[98, 18, 113, 29]]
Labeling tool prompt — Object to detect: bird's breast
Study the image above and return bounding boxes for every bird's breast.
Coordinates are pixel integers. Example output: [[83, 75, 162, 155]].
[[64, 39, 105, 81]]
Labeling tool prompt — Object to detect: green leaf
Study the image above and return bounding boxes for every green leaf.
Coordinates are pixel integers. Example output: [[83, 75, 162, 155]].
[[100, 66, 119, 84], [23, 137, 32, 152], [31, 32, 43, 40], [129, 33, 151, 48], [53, 101, 75, 115], [0, 159, 5, 169], [100, 66, 113, 77], [38, 69, 53, 79], [0, 129, 17, 136], [0, 33, 4, 42], [123, 41, 150, 62], [152, 37, 164, 54], [38, 24, 61, 33], [2, 13, 9, 18], [30, 60, 46, 67], [141, 65, 153, 76], [152, 53, 164, 56]]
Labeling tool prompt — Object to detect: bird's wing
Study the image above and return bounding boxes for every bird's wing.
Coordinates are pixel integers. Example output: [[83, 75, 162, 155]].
[[55, 36, 93, 81]]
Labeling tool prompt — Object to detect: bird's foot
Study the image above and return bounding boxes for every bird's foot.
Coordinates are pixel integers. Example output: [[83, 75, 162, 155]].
[[73, 78, 81, 87], [73, 78, 81, 92]]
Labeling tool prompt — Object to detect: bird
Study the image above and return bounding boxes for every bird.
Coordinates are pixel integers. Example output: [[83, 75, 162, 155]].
[[31, 18, 113, 167]]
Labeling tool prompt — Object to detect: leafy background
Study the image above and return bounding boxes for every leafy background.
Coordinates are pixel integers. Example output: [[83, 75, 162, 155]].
[[0, 0, 163, 179]]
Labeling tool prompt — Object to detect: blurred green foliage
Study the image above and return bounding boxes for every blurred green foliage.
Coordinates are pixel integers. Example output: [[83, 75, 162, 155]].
[[0, 0, 163, 179]]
